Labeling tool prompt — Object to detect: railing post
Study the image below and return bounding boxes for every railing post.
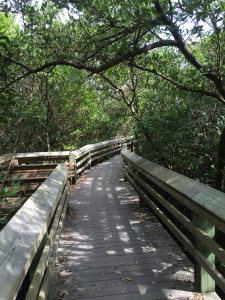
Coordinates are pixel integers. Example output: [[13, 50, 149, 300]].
[[89, 150, 92, 169], [192, 213, 215, 293], [139, 194, 148, 208], [29, 232, 48, 282], [69, 153, 77, 184], [122, 158, 128, 182], [106, 144, 111, 160], [136, 170, 148, 208], [130, 140, 134, 152]]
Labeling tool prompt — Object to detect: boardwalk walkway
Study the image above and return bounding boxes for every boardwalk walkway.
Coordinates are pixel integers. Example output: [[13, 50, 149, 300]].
[[52, 155, 215, 300]]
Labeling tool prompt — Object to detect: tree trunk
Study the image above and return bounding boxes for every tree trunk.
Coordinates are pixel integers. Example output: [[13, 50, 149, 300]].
[[46, 130, 51, 152]]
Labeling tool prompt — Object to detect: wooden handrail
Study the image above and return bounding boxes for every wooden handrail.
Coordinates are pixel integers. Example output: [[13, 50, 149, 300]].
[[0, 164, 68, 300], [121, 149, 225, 296], [0, 137, 133, 196], [12, 137, 133, 163]]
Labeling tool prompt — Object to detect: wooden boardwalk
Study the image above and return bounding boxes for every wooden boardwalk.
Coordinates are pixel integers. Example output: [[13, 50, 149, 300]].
[[52, 155, 217, 300]]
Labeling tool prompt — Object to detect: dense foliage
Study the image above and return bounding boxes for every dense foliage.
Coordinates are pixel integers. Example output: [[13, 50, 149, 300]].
[[1, 0, 225, 187], [0, 64, 132, 152], [136, 82, 225, 185]]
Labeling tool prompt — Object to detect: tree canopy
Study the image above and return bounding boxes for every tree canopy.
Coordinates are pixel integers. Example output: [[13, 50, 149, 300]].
[[1, 0, 225, 188], [1, 0, 225, 100]]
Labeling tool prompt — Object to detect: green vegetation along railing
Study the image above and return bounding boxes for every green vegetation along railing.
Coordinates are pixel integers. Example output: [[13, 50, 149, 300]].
[[122, 149, 225, 296], [0, 137, 133, 300]]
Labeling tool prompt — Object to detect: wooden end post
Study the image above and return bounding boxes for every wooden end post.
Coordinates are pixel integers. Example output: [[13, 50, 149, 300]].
[[69, 153, 77, 184], [89, 151, 92, 169], [135, 170, 148, 208], [139, 195, 148, 208], [130, 140, 134, 152], [123, 171, 128, 182], [122, 159, 128, 182], [29, 231, 48, 282], [192, 213, 215, 293]]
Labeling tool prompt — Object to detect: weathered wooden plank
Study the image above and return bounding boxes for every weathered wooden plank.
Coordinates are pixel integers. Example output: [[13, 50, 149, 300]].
[[0, 164, 68, 300], [71, 145, 92, 160], [8, 172, 52, 181], [13, 164, 58, 172], [91, 147, 110, 157], [25, 184, 69, 300], [0, 201, 51, 300], [14, 153, 70, 165], [91, 147, 121, 162], [15, 151, 70, 158]]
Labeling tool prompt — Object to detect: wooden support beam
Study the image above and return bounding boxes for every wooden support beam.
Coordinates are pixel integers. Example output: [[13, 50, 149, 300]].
[[193, 213, 215, 293]]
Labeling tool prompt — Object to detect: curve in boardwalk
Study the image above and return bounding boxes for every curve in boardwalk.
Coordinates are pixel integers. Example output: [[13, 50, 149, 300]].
[[53, 155, 196, 300]]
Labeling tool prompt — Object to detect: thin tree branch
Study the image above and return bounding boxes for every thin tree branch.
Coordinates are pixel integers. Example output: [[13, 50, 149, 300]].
[[132, 63, 225, 104], [129, 59, 139, 112], [154, 0, 225, 99], [133, 27, 142, 50], [208, 12, 222, 73], [154, 0, 204, 71], [98, 73, 138, 117]]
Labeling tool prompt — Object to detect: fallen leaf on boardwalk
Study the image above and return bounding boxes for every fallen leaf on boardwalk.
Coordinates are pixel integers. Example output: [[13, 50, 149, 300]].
[[58, 256, 68, 263], [59, 289, 68, 297], [59, 270, 72, 277], [122, 277, 133, 281]]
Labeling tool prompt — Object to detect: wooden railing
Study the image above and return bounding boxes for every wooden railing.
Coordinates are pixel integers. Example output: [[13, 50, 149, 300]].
[[69, 137, 133, 182], [121, 149, 225, 296], [0, 164, 69, 300], [0, 137, 133, 300], [0, 137, 133, 196]]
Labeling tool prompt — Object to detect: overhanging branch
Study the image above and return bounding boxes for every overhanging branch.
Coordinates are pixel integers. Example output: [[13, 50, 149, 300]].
[[132, 63, 225, 104], [3, 40, 178, 90], [98, 73, 138, 117]]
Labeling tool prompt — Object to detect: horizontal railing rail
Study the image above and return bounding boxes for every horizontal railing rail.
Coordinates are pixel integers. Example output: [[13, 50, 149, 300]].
[[69, 137, 133, 182], [121, 149, 225, 296]]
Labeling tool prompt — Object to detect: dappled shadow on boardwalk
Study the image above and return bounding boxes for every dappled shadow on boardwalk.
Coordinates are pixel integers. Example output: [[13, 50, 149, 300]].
[[52, 155, 195, 300]]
